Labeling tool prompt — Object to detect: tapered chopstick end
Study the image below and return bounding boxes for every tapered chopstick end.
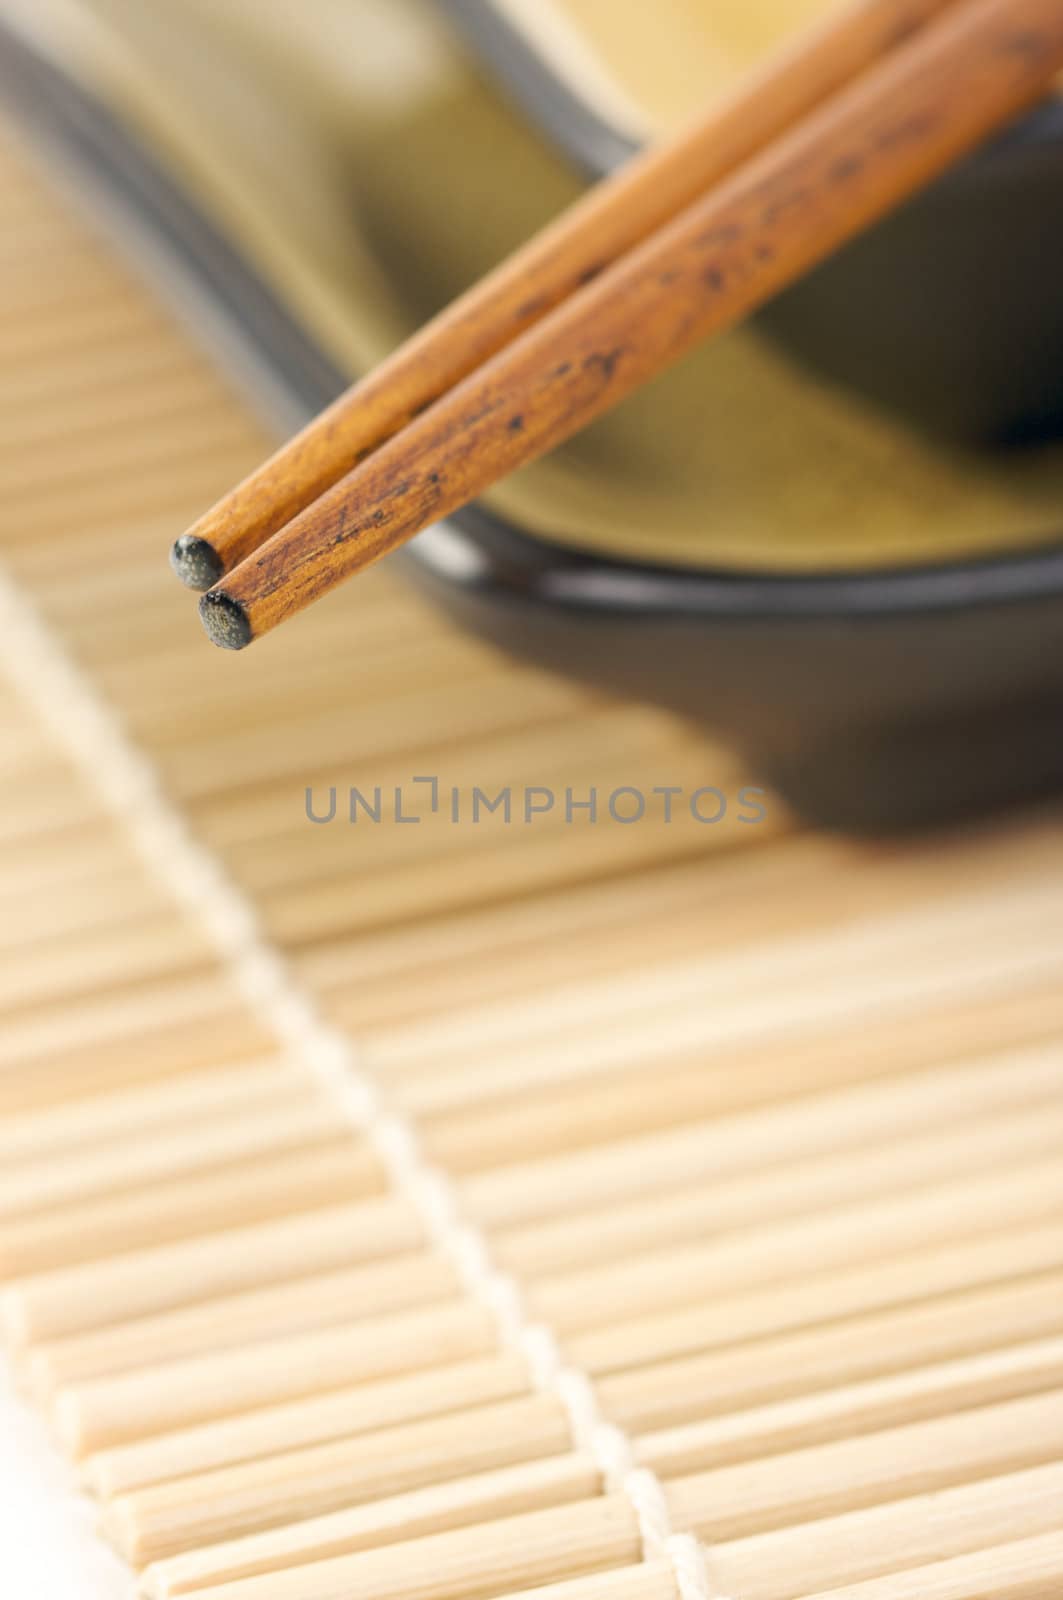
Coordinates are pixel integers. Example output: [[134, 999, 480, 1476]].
[[199, 589, 253, 651], [171, 533, 224, 592]]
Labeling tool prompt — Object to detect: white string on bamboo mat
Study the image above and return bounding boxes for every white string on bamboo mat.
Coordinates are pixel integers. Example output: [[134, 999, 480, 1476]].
[[0, 563, 726, 1600]]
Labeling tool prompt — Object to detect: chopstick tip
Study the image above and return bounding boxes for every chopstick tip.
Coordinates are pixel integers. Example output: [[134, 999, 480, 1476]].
[[171, 533, 224, 591], [199, 589, 253, 651]]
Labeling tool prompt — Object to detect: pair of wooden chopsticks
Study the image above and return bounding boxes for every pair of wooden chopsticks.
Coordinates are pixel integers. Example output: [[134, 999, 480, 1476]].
[[174, 0, 1063, 651]]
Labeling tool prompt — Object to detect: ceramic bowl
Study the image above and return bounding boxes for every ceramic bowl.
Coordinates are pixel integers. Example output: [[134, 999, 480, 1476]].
[[3, 3, 1063, 829]]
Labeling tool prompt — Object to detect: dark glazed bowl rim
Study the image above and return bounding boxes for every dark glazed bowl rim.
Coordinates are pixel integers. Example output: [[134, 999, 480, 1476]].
[[1, 8, 1062, 635], [411, 498, 1063, 625]]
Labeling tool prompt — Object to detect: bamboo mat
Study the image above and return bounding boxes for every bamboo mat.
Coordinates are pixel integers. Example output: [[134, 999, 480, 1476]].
[[1, 116, 1063, 1600]]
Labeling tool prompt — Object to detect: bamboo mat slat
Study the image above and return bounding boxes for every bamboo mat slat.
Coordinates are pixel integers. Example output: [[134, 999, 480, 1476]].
[[0, 115, 1061, 1600]]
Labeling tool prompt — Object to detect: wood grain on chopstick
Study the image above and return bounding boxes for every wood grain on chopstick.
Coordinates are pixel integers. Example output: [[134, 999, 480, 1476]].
[[171, 0, 957, 591], [198, 0, 1063, 649]]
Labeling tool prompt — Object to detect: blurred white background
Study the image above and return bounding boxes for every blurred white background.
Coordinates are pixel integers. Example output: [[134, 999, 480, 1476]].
[[1, 1369, 128, 1598]]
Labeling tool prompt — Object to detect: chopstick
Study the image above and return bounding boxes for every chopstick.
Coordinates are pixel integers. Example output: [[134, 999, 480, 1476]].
[[171, 0, 958, 593], [194, 0, 1063, 650]]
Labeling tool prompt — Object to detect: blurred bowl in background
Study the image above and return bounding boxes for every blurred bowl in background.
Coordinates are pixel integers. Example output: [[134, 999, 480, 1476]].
[[1, 0, 1063, 829], [443, 0, 1063, 444]]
